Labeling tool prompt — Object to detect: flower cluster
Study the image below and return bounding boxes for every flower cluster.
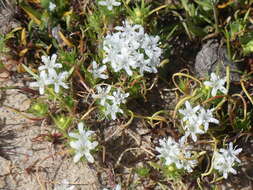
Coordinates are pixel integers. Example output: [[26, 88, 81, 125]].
[[98, 0, 121, 11], [204, 73, 227, 97], [30, 54, 69, 95], [213, 142, 242, 179], [92, 84, 129, 120], [156, 137, 197, 172], [102, 21, 162, 76], [155, 72, 243, 177], [69, 122, 98, 163], [179, 101, 219, 142]]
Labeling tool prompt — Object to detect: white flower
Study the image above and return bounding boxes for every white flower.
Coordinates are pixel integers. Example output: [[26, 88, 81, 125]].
[[179, 102, 220, 141], [88, 61, 108, 79], [98, 0, 121, 10], [179, 101, 220, 141], [92, 85, 128, 120], [203, 73, 228, 97], [69, 122, 98, 163], [213, 142, 242, 179], [92, 85, 114, 106], [180, 151, 198, 173], [54, 179, 75, 190], [183, 117, 204, 142], [219, 142, 242, 163], [156, 137, 197, 172], [198, 107, 219, 131], [103, 21, 162, 76], [49, 70, 69, 93], [104, 102, 123, 120], [213, 152, 235, 179], [30, 70, 51, 95], [112, 89, 129, 105], [39, 54, 62, 75], [49, 2, 56, 11], [178, 101, 200, 122], [156, 137, 181, 167]]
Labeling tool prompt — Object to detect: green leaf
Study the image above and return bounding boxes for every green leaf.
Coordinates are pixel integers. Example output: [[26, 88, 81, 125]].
[[135, 167, 150, 177], [53, 114, 73, 131], [188, 22, 207, 37], [148, 161, 161, 170], [180, 0, 195, 17], [242, 40, 253, 55], [20, 2, 42, 25], [195, 0, 213, 11], [41, 0, 50, 9], [64, 95, 74, 109], [28, 102, 48, 117], [0, 34, 9, 53], [240, 32, 253, 55], [229, 19, 245, 40]]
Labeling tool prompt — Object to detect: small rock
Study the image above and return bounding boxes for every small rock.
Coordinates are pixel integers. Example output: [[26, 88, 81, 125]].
[[194, 40, 242, 82]]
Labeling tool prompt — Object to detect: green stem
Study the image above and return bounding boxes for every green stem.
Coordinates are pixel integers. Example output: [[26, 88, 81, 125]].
[[225, 28, 232, 60], [212, 1, 219, 34], [48, 88, 73, 114]]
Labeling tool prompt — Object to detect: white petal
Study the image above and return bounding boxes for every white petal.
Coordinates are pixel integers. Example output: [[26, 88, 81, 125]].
[[55, 63, 62, 68], [192, 133, 197, 142], [210, 118, 219, 124], [90, 141, 98, 149], [211, 88, 217, 97], [211, 73, 218, 81], [98, 1, 107, 6], [41, 55, 49, 64], [92, 61, 98, 69], [38, 65, 46, 71], [78, 122, 84, 133], [107, 5, 113, 10], [220, 87, 228, 94], [39, 86, 45, 95], [51, 54, 57, 63], [98, 65, 107, 72], [49, 69, 57, 78], [85, 152, 94, 163], [70, 141, 80, 149], [85, 130, 94, 137], [230, 167, 237, 175], [113, 2, 121, 6], [99, 74, 108, 79], [60, 71, 69, 79], [234, 148, 242, 155], [40, 70, 48, 79], [223, 172, 228, 179], [69, 132, 79, 139], [61, 82, 69, 89], [30, 82, 39, 87], [73, 152, 83, 163], [111, 112, 116, 120], [185, 101, 191, 109], [115, 184, 121, 190], [203, 81, 212, 87], [54, 84, 60, 93]]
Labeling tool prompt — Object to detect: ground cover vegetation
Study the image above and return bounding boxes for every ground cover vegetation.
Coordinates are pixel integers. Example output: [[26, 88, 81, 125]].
[[1, 0, 253, 189]]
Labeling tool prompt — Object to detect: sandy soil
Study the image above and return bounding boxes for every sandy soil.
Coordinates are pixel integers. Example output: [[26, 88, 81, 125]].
[[0, 70, 100, 190]]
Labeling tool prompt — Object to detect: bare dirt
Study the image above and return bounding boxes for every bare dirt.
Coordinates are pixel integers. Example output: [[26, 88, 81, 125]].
[[0, 70, 100, 190]]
